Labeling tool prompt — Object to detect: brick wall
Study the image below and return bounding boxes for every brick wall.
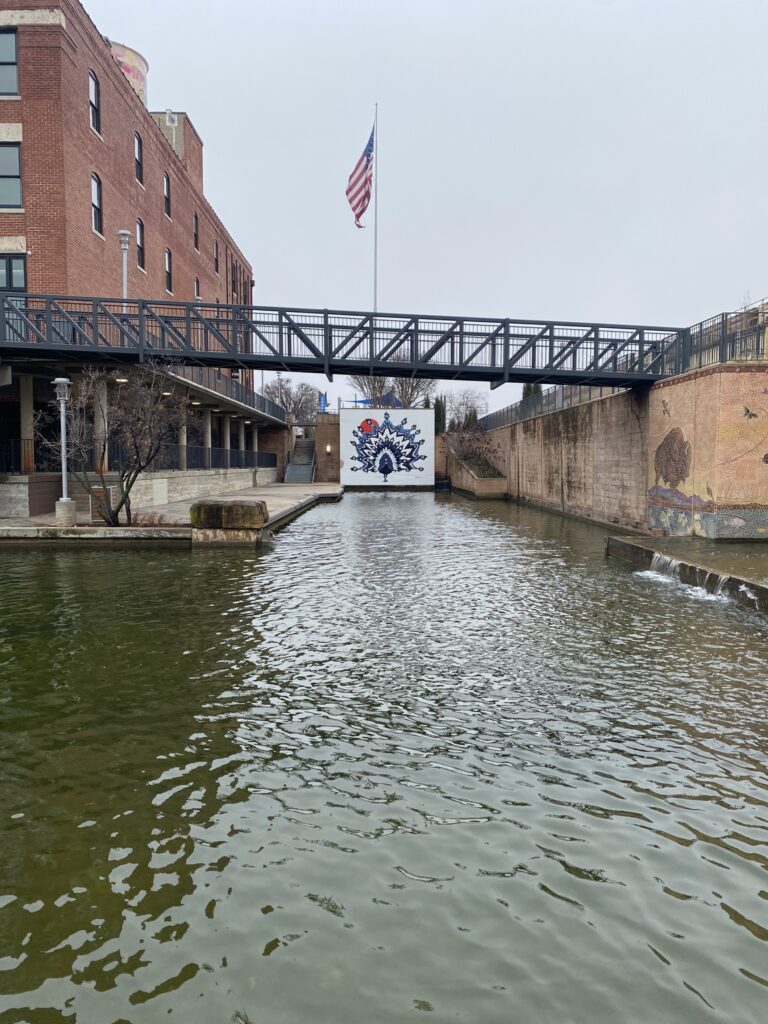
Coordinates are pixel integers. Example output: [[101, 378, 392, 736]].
[[0, 0, 255, 388], [314, 413, 340, 483]]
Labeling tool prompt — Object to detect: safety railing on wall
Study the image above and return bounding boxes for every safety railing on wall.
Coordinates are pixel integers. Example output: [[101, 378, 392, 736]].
[[169, 365, 286, 422]]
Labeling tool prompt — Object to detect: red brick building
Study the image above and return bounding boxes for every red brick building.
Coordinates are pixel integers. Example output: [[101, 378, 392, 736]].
[[0, 0, 252, 308], [0, 0, 292, 512]]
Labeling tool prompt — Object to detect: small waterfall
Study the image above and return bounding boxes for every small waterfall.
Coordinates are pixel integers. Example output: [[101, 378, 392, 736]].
[[714, 575, 730, 597], [649, 552, 682, 579]]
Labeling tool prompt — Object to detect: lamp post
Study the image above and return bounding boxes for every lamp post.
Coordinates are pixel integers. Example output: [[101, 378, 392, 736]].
[[52, 376, 75, 526], [116, 229, 130, 313]]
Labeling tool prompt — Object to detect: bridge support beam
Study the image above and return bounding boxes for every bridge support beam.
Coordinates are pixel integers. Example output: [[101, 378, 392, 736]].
[[178, 418, 187, 471], [238, 419, 246, 467], [19, 374, 34, 475], [223, 414, 231, 469], [203, 408, 212, 470]]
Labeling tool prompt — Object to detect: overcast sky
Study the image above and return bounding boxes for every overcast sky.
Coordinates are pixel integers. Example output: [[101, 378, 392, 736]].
[[90, 0, 768, 412]]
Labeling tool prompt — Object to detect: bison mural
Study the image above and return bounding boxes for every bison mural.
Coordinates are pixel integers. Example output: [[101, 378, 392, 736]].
[[654, 427, 692, 490]]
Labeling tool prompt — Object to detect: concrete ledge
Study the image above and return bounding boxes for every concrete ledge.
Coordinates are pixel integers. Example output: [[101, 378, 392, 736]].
[[607, 535, 768, 616], [266, 488, 344, 532], [0, 526, 190, 545]]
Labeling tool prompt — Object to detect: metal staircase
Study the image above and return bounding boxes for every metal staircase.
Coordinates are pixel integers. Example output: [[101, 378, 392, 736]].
[[285, 437, 315, 483]]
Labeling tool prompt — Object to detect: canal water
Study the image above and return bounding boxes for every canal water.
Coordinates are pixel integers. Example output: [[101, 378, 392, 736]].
[[1, 493, 767, 1023]]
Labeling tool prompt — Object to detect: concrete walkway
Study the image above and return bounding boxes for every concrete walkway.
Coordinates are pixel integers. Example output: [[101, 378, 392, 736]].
[[0, 483, 343, 541], [132, 483, 343, 529]]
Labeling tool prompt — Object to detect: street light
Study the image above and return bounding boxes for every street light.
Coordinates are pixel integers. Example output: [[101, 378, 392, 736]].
[[116, 228, 130, 313], [52, 377, 74, 526]]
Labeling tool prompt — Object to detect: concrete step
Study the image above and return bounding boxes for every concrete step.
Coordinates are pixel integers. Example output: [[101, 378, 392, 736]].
[[285, 463, 313, 483]]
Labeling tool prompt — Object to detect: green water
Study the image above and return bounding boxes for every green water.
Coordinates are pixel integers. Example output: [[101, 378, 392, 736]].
[[1, 493, 767, 1023]]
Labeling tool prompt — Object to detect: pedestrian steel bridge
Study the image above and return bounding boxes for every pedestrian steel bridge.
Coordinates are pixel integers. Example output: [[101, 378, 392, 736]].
[[0, 293, 686, 387]]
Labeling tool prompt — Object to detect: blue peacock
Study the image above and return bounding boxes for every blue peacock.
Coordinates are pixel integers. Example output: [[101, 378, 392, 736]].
[[350, 412, 427, 482]]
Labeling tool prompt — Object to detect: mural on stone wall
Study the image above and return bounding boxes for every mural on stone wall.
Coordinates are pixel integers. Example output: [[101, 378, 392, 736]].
[[340, 408, 435, 487], [647, 370, 768, 539]]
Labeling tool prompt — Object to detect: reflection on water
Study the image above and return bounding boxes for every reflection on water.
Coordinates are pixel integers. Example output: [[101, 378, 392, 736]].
[[0, 493, 767, 1023]]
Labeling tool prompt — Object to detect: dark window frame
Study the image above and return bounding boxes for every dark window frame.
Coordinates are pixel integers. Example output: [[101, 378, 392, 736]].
[[213, 239, 219, 274], [89, 70, 101, 134], [0, 252, 26, 292], [193, 211, 199, 251], [0, 30, 18, 96], [136, 218, 145, 270], [194, 276, 200, 299], [165, 248, 173, 293], [91, 173, 103, 235], [163, 173, 171, 218], [134, 132, 143, 184], [0, 142, 22, 209]]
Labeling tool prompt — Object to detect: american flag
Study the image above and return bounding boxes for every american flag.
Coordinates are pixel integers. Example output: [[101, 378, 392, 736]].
[[346, 124, 375, 228]]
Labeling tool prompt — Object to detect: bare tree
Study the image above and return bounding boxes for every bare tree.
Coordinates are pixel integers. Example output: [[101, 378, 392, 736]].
[[36, 364, 190, 526], [263, 376, 320, 421], [348, 374, 393, 406], [447, 387, 488, 427], [389, 355, 436, 408]]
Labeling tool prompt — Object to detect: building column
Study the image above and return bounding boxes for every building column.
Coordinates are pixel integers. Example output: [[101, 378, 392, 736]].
[[94, 378, 108, 473], [223, 413, 231, 468], [178, 416, 187, 471], [251, 424, 259, 454], [238, 419, 246, 468], [203, 408, 212, 470], [19, 374, 34, 474]]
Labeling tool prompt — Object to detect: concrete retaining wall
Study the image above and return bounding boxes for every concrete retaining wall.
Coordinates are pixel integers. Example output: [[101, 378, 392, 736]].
[[446, 451, 507, 498], [0, 467, 278, 518], [491, 388, 649, 531], [128, 467, 276, 509]]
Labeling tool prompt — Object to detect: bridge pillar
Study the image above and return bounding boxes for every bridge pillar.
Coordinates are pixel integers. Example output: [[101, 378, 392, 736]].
[[251, 424, 259, 454], [238, 418, 246, 469], [178, 417, 187, 471], [19, 374, 34, 474], [203, 408, 212, 470], [94, 378, 108, 474], [223, 414, 231, 469]]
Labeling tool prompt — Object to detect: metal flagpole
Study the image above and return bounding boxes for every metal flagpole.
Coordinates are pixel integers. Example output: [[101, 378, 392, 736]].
[[373, 103, 378, 313]]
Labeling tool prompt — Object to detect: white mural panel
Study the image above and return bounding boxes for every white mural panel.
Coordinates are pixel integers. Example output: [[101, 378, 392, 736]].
[[340, 408, 435, 487]]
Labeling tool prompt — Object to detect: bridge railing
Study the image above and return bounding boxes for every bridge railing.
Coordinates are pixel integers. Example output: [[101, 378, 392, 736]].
[[0, 293, 682, 384]]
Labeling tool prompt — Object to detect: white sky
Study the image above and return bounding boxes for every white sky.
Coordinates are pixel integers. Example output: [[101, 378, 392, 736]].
[[89, 0, 768, 412]]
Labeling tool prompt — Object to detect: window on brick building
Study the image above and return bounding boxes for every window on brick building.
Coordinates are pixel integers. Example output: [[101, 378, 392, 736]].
[[134, 133, 143, 184], [193, 212, 199, 250], [163, 173, 171, 217], [89, 71, 101, 134], [0, 253, 26, 291], [213, 239, 219, 274], [136, 218, 145, 270], [91, 174, 103, 234], [165, 248, 173, 293], [194, 277, 200, 299], [0, 144, 22, 208], [231, 259, 238, 300], [0, 31, 18, 96]]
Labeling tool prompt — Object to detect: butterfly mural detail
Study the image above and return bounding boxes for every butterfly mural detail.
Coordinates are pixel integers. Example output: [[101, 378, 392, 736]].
[[350, 412, 427, 482]]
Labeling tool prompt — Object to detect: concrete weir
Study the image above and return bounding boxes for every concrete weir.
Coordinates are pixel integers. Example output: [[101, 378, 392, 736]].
[[607, 535, 768, 616]]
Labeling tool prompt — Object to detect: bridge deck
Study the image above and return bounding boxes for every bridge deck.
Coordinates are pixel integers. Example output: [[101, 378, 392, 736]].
[[0, 294, 685, 387]]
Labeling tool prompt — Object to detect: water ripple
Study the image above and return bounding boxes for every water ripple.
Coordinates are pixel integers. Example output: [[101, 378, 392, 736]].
[[0, 493, 766, 1022]]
